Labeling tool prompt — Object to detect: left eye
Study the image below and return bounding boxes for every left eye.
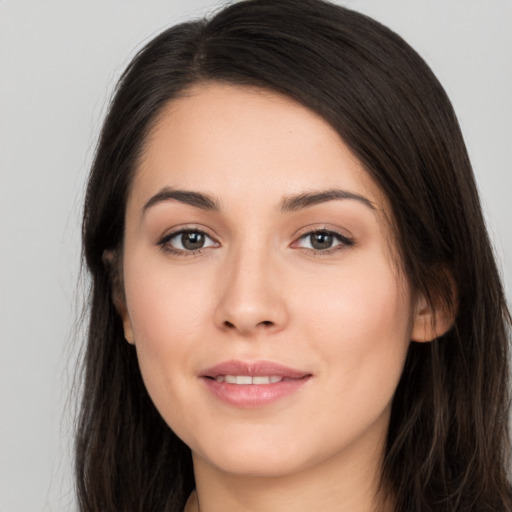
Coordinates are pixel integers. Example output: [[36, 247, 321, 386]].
[[296, 230, 351, 251], [163, 230, 217, 251]]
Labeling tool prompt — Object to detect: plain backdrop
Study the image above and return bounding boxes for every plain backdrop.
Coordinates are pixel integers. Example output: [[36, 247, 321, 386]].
[[0, 1, 510, 510]]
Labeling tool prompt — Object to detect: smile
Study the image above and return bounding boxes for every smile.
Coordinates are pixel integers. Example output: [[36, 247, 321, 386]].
[[200, 360, 312, 407], [214, 375, 287, 384]]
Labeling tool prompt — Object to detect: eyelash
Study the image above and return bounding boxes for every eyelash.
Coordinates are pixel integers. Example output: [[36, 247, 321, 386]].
[[157, 229, 218, 256], [157, 228, 354, 256], [293, 229, 354, 255]]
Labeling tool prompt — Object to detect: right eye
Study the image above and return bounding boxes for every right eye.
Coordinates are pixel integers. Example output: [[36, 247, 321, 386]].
[[159, 230, 218, 253]]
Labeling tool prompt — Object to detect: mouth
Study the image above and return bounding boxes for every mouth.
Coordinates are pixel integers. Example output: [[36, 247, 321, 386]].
[[200, 360, 312, 407], [209, 375, 295, 384]]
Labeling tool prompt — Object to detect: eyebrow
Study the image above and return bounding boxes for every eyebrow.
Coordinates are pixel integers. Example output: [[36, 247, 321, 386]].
[[279, 189, 376, 212], [143, 187, 220, 213], [142, 187, 375, 215]]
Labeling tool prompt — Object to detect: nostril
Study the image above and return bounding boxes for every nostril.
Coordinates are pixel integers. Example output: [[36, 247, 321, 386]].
[[222, 319, 274, 330]]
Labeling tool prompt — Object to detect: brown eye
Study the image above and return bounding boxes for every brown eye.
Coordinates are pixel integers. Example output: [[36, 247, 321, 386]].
[[160, 229, 217, 253], [309, 232, 334, 250], [181, 231, 205, 250], [295, 230, 353, 252]]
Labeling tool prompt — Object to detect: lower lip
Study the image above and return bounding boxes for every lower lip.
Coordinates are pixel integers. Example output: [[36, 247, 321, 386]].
[[201, 377, 311, 408]]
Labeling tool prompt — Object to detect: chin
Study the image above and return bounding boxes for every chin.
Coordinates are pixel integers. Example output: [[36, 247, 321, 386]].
[[202, 449, 309, 478], [190, 429, 344, 479]]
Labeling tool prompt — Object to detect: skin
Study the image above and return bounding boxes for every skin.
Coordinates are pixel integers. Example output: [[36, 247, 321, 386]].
[[119, 83, 443, 512]]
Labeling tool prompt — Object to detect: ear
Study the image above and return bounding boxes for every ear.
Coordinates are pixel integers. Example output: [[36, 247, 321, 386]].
[[121, 314, 135, 345], [411, 275, 457, 343], [102, 249, 135, 345]]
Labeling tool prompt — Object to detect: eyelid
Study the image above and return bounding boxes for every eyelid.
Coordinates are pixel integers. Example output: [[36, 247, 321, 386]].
[[157, 225, 220, 255], [155, 223, 353, 256], [291, 223, 353, 242], [156, 223, 220, 243], [290, 226, 354, 253]]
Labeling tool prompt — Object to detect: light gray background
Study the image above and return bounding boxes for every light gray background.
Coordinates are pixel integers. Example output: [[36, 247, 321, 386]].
[[0, 1, 510, 510]]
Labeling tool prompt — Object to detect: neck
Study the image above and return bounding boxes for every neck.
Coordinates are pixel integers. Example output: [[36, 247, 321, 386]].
[[186, 425, 393, 512]]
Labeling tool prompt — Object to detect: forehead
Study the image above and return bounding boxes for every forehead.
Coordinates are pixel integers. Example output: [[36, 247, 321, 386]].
[[131, 82, 388, 213]]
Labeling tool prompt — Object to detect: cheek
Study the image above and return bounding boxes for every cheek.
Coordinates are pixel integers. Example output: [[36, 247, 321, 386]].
[[300, 246, 412, 340], [298, 254, 412, 397], [121, 255, 216, 411], [287, 257, 412, 455], [124, 255, 211, 347]]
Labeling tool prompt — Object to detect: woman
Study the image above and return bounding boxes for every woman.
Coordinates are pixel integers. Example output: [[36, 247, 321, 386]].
[[76, 0, 512, 510]]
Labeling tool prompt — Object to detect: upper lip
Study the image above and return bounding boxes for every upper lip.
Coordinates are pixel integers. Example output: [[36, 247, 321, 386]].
[[200, 360, 310, 379]]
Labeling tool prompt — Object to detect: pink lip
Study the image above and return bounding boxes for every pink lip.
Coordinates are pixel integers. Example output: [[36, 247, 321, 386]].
[[201, 360, 309, 379], [200, 360, 312, 408]]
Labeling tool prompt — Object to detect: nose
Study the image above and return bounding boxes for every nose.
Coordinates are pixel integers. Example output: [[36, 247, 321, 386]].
[[213, 246, 289, 337]]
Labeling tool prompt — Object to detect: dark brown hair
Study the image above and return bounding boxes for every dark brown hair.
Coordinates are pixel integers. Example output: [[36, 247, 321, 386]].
[[77, 1, 512, 510]]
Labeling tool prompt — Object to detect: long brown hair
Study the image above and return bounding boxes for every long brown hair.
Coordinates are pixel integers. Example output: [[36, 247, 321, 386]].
[[77, 1, 512, 510]]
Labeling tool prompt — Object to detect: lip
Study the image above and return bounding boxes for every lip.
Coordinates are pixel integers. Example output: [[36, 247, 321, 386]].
[[200, 360, 312, 408]]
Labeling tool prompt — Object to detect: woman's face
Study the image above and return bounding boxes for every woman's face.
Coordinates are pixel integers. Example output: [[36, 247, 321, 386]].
[[120, 83, 418, 478]]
